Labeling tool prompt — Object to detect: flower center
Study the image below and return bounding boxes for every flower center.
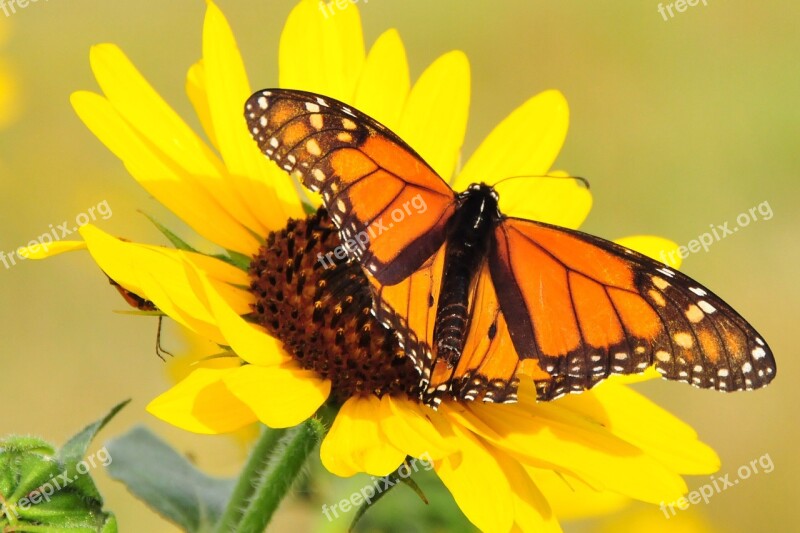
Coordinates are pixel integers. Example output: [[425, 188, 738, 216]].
[[249, 209, 422, 403]]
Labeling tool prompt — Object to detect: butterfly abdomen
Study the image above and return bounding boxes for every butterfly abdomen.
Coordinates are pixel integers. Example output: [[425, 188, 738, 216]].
[[433, 185, 501, 366]]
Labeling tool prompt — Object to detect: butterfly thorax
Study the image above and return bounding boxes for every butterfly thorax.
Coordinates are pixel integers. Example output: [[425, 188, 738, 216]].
[[433, 184, 501, 367]]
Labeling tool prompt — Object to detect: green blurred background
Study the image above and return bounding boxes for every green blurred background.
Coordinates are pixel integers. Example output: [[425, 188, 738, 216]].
[[1, 1, 797, 531]]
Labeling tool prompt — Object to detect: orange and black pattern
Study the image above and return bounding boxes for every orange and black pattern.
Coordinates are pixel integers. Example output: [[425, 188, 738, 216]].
[[245, 88, 776, 408]]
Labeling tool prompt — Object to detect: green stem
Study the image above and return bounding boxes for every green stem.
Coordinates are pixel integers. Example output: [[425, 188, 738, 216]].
[[213, 425, 286, 533], [234, 417, 328, 533]]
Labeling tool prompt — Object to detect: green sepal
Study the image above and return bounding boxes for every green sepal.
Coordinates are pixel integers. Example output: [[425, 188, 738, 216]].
[[0, 402, 127, 531], [139, 211, 199, 253]]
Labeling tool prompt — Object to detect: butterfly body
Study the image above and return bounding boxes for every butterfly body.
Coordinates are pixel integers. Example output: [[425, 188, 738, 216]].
[[245, 88, 776, 408], [434, 184, 499, 367]]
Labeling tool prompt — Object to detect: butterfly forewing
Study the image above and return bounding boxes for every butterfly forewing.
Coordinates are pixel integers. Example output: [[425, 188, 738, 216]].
[[245, 89, 456, 285]]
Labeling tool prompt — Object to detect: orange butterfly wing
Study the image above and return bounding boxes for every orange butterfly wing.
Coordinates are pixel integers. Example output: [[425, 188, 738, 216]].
[[366, 245, 546, 406], [491, 218, 776, 399], [245, 89, 455, 285]]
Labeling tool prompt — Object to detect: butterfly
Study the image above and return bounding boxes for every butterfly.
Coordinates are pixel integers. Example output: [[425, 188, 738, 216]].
[[244, 88, 776, 408]]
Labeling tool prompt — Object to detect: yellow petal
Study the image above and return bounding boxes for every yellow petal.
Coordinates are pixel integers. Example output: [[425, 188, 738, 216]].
[[615, 235, 682, 269], [146, 361, 258, 434], [17, 240, 87, 259], [398, 51, 470, 181], [494, 455, 562, 533], [495, 169, 592, 229], [202, 1, 305, 232], [377, 395, 455, 460], [279, 0, 365, 103], [185, 60, 219, 151], [526, 468, 630, 521], [454, 90, 569, 191], [79, 224, 248, 344], [320, 396, 406, 477], [222, 364, 330, 428], [71, 89, 259, 254], [556, 383, 720, 475], [188, 258, 288, 367], [353, 29, 410, 131], [430, 413, 515, 533], [456, 399, 688, 504]]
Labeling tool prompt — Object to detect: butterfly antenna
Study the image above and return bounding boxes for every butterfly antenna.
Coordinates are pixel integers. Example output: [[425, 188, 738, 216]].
[[492, 174, 590, 189]]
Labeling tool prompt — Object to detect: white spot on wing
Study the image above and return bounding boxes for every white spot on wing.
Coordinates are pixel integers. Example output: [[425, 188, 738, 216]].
[[698, 300, 717, 314], [656, 267, 676, 278]]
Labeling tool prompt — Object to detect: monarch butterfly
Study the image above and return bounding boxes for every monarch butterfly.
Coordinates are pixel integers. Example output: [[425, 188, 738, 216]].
[[245, 88, 776, 407]]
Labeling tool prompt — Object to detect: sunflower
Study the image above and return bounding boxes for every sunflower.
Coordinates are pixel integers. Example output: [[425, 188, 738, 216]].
[[29, 1, 720, 531]]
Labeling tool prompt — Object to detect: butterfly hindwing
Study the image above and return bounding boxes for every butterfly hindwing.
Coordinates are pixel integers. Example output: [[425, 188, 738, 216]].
[[367, 244, 532, 406], [245, 89, 456, 285]]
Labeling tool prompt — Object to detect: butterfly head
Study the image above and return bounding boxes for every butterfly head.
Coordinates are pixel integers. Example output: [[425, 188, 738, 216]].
[[459, 183, 502, 223]]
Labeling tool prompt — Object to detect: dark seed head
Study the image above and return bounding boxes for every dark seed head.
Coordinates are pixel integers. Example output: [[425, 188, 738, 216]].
[[249, 209, 422, 403]]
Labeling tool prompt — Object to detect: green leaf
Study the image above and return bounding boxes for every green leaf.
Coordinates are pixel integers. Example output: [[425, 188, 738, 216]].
[[105, 426, 235, 533]]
